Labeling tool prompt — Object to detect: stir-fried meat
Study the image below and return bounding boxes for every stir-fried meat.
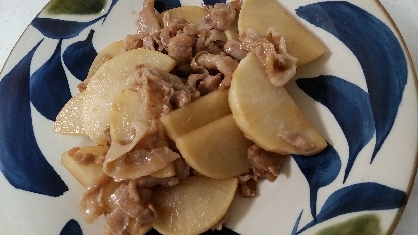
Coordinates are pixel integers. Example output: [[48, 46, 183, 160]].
[[161, 13, 200, 54], [224, 40, 248, 60], [168, 33, 193, 64], [80, 172, 112, 223], [161, 12, 188, 35], [182, 23, 199, 37], [195, 28, 227, 54], [191, 51, 238, 91], [105, 120, 152, 164], [136, 175, 179, 188], [111, 181, 155, 220], [105, 180, 156, 234], [126, 0, 165, 52], [126, 66, 196, 110], [68, 147, 103, 165], [192, 52, 238, 91], [134, 119, 167, 150], [171, 89, 192, 108], [241, 28, 297, 86], [172, 158, 191, 179], [124, 33, 145, 51], [198, 73, 223, 95], [237, 144, 288, 197], [126, 67, 176, 118], [237, 172, 258, 198], [186, 73, 222, 95], [103, 117, 179, 181], [137, 0, 160, 35], [208, 3, 236, 31], [239, 179, 258, 198], [77, 81, 88, 92], [247, 144, 287, 182], [143, 32, 164, 51], [193, 52, 238, 79], [102, 65, 201, 181], [279, 131, 316, 154], [124, 32, 164, 52], [105, 207, 130, 234], [160, 13, 194, 53], [78, 1, 301, 234], [105, 143, 180, 181], [200, 3, 236, 31], [125, 0, 243, 96]]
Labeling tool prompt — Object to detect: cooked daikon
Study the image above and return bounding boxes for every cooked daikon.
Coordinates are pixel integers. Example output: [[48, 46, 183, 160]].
[[229, 53, 327, 155], [153, 176, 238, 235], [238, 0, 326, 65], [82, 48, 175, 145], [176, 115, 252, 179]]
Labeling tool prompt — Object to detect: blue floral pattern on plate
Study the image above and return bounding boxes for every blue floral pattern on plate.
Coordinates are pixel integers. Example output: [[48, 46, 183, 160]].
[[0, 0, 416, 234]]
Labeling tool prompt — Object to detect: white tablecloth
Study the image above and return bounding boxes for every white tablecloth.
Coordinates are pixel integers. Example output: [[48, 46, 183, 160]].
[[0, 0, 417, 234]]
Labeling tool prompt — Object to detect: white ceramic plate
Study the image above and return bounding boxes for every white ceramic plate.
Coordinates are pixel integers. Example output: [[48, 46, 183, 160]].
[[0, 0, 417, 234]]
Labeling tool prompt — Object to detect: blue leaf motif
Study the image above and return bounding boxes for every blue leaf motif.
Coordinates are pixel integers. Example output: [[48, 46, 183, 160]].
[[102, 0, 121, 22], [30, 39, 72, 121], [63, 29, 97, 81], [297, 183, 407, 234], [31, 16, 104, 39], [297, 76, 374, 183], [293, 145, 341, 220], [296, 1, 408, 163], [0, 41, 68, 197], [292, 210, 304, 235], [108, 0, 120, 12], [154, 0, 181, 13], [204, 0, 227, 4], [60, 219, 83, 235]]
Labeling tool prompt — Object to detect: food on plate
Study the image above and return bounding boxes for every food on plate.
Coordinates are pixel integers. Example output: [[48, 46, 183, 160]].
[[54, 92, 87, 135], [110, 84, 147, 145], [157, 6, 205, 25], [176, 115, 253, 179], [149, 162, 177, 178], [61, 145, 109, 186], [229, 52, 327, 155], [238, 0, 326, 65], [55, 0, 327, 234], [54, 41, 125, 136], [160, 89, 231, 140], [153, 176, 238, 235], [82, 48, 176, 145], [86, 40, 125, 80]]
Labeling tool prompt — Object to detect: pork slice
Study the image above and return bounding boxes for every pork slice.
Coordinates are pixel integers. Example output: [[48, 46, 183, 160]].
[[241, 27, 297, 87], [135, 175, 179, 188], [279, 131, 316, 154], [209, 3, 236, 31], [79, 172, 112, 223], [247, 144, 287, 182], [137, 0, 160, 35], [105, 180, 156, 234], [199, 2, 237, 31], [224, 40, 248, 60], [168, 33, 193, 64]]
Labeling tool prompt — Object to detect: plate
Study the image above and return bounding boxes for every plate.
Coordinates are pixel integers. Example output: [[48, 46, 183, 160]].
[[0, 0, 417, 234]]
